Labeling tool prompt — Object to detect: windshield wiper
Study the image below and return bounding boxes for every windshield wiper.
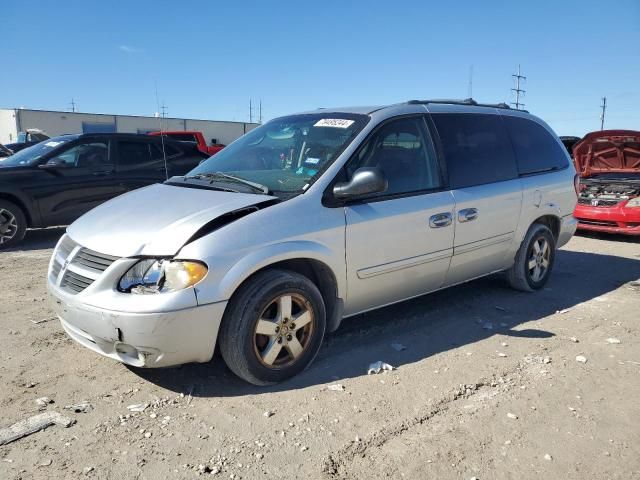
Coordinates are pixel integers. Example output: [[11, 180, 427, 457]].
[[186, 172, 270, 194]]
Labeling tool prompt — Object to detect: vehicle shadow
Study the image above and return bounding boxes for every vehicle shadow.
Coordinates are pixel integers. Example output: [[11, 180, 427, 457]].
[[132, 249, 640, 397], [3, 227, 65, 252]]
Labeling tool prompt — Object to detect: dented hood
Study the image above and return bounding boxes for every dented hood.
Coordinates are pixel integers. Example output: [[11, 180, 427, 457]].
[[67, 183, 277, 257], [573, 130, 640, 177]]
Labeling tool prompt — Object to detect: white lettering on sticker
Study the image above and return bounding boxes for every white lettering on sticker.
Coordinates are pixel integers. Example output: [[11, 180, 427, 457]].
[[314, 119, 355, 129], [305, 157, 320, 164]]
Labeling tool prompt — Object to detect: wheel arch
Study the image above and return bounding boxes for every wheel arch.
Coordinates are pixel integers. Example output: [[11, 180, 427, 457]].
[[532, 214, 560, 243], [212, 242, 345, 333], [0, 192, 33, 227]]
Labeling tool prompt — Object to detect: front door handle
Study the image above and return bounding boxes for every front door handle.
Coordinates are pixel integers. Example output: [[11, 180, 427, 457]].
[[458, 208, 479, 223], [429, 212, 453, 228]]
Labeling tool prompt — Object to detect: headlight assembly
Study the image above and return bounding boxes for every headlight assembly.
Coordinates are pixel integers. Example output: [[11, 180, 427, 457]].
[[118, 259, 207, 294], [626, 197, 640, 208]]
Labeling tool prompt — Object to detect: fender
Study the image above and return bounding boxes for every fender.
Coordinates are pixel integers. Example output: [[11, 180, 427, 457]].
[[196, 240, 345, 306], [0, 183, 42, 227]]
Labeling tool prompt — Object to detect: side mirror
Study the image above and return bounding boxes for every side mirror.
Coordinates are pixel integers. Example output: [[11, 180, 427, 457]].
[[333, 167, 388, 200], [39, 158, 71, 170]]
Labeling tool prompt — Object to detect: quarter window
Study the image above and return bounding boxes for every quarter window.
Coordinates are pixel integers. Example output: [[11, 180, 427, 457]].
[[150, 143, 181, 160], [432, 113, 518, 189], [348, 117, 442, 197], [502, 116, 569, 175]]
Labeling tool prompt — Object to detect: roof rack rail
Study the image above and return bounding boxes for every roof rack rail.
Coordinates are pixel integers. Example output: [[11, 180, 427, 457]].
[[407, 98, 514, 110]]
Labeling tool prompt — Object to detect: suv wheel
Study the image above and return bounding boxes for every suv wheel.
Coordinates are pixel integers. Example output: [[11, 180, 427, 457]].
[[219, 269, 326, 385], [507, 223, 556, 292], [0, 200, 27, 249]]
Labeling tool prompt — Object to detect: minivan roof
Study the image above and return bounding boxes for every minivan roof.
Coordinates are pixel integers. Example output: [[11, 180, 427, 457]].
[[298, 98, 527, 116]]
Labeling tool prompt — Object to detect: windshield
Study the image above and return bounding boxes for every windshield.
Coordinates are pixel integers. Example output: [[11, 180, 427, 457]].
[[187, 113, 368, 195], [0, 136, 76, 167]]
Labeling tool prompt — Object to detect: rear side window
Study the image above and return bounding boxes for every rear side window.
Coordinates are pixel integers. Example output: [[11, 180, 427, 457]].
[[432, 113, 518, 188], [118, 141, 152, 166], [503, 116, 569, 175]]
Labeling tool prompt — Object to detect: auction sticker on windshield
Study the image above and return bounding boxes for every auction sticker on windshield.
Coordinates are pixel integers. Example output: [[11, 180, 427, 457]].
[[314, 119, 355, 128]]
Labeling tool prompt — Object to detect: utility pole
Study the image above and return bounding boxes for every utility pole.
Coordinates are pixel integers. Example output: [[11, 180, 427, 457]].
[[468, 65, 473, 99], [160, 102, 168, 118], [600, 97, 607, 130], [249, 99, 253, 123], [510, 64, 526, 110], [259, 99, 262, 124], [69, 98, 76, 112]]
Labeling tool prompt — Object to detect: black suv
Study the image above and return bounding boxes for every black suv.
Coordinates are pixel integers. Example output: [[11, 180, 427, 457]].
[[0, 133, 208, 248]]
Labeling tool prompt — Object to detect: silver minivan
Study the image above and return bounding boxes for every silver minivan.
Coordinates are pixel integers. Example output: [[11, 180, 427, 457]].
[[47, 100, 578, 385]]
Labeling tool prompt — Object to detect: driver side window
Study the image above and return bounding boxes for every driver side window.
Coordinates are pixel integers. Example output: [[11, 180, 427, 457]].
[[55, 141, 109, 168], [348, 117, 442, 197]]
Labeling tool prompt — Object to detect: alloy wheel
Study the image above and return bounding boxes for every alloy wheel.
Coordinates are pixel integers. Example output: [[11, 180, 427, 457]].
[[0, 208, 18, 245], [527, 236, 550, 282], [253, 293, 315, 368]]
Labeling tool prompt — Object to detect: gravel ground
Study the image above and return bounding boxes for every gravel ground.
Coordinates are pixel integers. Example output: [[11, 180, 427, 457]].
[[0, 228, 639, 479]]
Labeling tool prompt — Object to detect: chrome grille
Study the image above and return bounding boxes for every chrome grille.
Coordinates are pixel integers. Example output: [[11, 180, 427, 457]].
[[50, 235, 119, 294], [60, 270, 93, 293]]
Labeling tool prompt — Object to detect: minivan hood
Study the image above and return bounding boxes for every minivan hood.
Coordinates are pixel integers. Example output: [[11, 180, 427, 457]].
[[573, 130, 640, 177], [67, 183, 277, 257]]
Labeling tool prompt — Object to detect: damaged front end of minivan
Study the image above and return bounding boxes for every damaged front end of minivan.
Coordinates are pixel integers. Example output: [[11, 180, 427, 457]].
[[573, 130, 640, 235]]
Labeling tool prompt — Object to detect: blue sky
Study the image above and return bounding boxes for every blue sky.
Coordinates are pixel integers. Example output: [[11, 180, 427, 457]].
[[2, 0, 639, 136]]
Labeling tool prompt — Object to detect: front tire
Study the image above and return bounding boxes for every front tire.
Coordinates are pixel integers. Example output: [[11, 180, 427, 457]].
[[507, 223, 556, 292], [219, 269, 326, 385], [0, 200, 27, 249]]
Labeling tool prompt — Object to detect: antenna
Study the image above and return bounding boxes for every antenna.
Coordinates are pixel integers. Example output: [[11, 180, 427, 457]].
[[467, 65, 473, 99], [510, 64, 526, 110], [155, 83, 169, 181], [600, 96, 607, 130]]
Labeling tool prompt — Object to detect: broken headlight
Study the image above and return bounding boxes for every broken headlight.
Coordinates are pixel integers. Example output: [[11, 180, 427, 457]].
[[118, 259, 208, 294]]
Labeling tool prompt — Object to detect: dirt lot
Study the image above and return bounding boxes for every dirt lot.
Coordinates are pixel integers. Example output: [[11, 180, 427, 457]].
[[0, 228, 639, 479]]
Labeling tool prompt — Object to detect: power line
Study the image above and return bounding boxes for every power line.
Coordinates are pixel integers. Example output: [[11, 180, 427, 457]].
[[600, 96, 607, 131], [510, 64, 526, 110]]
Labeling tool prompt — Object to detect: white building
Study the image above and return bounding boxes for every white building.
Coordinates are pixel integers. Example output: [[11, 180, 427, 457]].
[[0, 108, 259, 145]]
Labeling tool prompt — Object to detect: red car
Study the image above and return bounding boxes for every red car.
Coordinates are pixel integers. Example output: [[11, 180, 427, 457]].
[[149, 131, 225, 156], [573, 130, 640, 235]]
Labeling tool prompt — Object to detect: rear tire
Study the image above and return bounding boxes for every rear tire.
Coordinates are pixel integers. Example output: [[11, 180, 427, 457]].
[[219, 269, 326, 386], [0, 200, 27, 249], [507, 223, 556, 292]]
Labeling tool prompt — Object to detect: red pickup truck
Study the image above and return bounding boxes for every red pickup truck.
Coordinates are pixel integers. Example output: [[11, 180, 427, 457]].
[[149, 131, 225, 156]]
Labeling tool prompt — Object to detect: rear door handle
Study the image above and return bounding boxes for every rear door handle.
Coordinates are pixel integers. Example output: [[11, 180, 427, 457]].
[[429, 212, 453, 228], [458, 208, 479, 223]]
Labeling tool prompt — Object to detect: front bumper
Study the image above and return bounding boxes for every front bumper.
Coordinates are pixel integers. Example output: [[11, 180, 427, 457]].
[[574, 203, 640, 236], [50, 285, 227, 368]]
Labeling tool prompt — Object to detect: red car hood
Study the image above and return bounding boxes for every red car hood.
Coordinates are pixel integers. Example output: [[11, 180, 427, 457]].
[[573, 130, 640, 177]]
